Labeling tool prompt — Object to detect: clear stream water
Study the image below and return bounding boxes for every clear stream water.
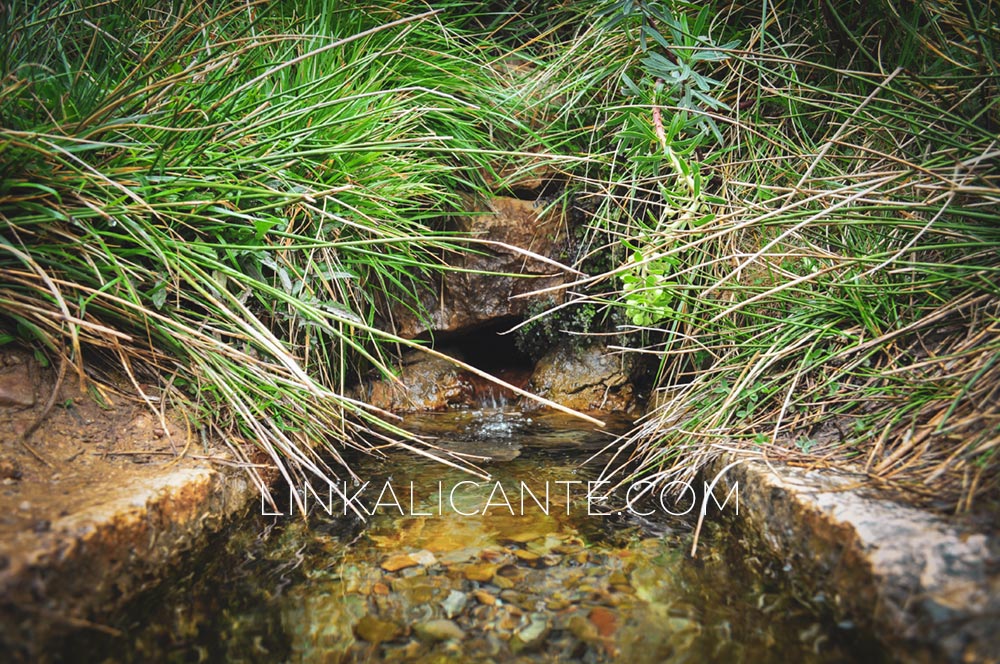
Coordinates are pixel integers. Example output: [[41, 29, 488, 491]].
[[65, 408, 887, 663]]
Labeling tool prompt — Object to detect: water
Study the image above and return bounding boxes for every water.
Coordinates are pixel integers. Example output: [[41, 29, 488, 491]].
[[61, 409, 887, 662]]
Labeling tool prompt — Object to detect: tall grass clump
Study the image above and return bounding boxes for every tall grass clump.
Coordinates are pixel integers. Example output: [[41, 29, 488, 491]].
[[555, 0, 1000, 512], [0, 0, 570, 506], [3, 0, 997, 515]]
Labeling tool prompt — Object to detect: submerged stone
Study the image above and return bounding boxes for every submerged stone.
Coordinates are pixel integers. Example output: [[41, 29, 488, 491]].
[[510, 613, 550, 653], [352, 615, 403, 644], [460, 562, 499, 582], [440, 589, 467, 619], [381, 553, 418, 572], [414, 619, 466, 643], [588, 606, 618, 638]]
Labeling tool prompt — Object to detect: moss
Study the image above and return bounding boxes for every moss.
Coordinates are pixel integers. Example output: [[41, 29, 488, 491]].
[[514, 299, 603, 362]]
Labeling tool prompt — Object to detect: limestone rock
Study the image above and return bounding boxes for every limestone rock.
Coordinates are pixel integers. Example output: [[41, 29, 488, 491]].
[[360, 352, 471, 412], [524, 341, 636, 413], [709, 456, 1000, 663], [388, 195, 573, 339]]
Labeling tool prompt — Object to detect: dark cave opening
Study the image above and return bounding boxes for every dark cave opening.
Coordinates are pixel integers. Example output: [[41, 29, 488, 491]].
[[435, 318, 534, 375]]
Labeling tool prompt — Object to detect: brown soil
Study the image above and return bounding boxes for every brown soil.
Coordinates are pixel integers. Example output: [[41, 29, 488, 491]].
[[0, 347, 255, 655], [0, 348, 234, 552]]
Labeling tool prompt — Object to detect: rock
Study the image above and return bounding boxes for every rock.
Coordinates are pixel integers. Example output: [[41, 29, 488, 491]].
[[387, 195, 574, 340], [491, 574, 515, 590], [502, 529, 545, 544], [380, 554, 418, 572], [460, 562, 499, 582], [524, 341, 637, 413], [510, 613, 550, 653], [0, 458, 21, 481], [1, 461, 257, 658], [472, 589, 497, 606], [390, 576, 444, 604], [708, 455, 1000, 663], [498, 610, 520, 632], [0, 361, 35, 408], [413, 619, 465, 643], [440, 589, 467, 618], [410, 549, 438, 567], [478, 548, 506, 562], [353, 615, 403, 644], [361, 353, 471, 412], [588, 606, 617, 638]]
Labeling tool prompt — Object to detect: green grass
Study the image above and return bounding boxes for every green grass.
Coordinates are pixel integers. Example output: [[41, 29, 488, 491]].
[[2, 0, 998, 514], [546, 0, 1000, 513], [0, 0, 580, 506]]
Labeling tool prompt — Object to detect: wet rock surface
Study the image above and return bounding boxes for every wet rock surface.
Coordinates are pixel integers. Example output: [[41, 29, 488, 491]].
[[525, 341, 638, 414], [358, 349, 534, 413], [708, 455, 1000, 663], [362, 352, 474, 412], [390, 195, 574, 340], [355, 188, 647, 417], [357, 338, 640, 415]]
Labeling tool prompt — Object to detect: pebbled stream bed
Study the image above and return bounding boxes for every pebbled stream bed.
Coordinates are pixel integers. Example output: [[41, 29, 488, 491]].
[[59, 409, 888, 663]]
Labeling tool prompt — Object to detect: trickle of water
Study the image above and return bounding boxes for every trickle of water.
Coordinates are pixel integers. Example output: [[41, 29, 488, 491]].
[[466, 408, 529, 441]]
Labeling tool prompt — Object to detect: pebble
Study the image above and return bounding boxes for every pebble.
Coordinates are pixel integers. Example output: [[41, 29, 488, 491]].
[[491, 575, 515, 590], [472, 590, 496, 606], [381, 553, 418, 572], [414, 619, 465, 642], [511, 613, 550, 653], [545, 597, 570, 611], [353, 615, 403, 644], [541, 553, 562, 567], [589, 606, 618, 638], [499, 589, 532, 610], [502, 529, 546, 544], [496, 563, 523, 579], [498, 612, 520, 631], [440, 589, 467, 618], [437, 547, 479, 565], [0, 458, 21, 481], [410, 549, 438, 566], [461, 562, 498, 582]]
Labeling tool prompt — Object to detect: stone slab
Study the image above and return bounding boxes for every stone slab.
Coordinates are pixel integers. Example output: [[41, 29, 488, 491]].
[[708, 455, 999, 663]]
